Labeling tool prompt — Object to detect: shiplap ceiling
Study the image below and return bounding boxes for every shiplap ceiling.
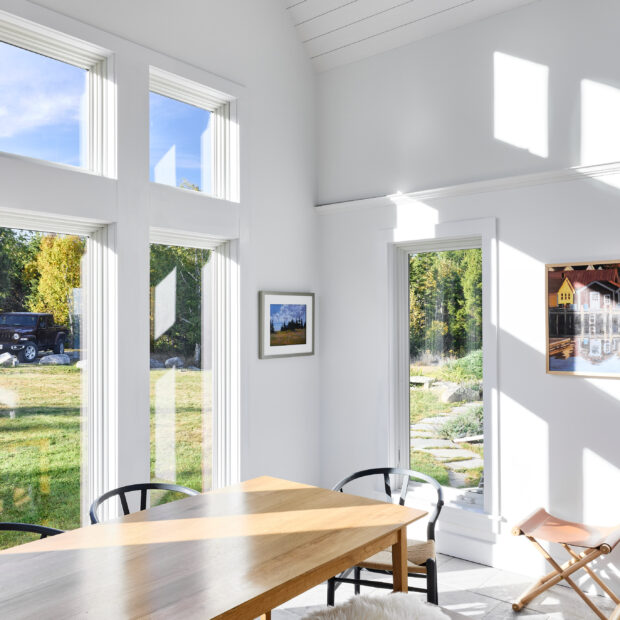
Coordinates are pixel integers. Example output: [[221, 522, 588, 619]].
[[286, 0, 539, 71]]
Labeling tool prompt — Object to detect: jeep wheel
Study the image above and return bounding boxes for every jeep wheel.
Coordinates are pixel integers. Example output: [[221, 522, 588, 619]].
[[54, 339, 65, 355], [19, 343, 38, 363]]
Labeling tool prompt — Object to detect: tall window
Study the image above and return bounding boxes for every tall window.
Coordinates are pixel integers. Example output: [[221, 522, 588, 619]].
[[149, 242, 213, 502], [0, 227, 88, 548], [409, 249, 484, 503]]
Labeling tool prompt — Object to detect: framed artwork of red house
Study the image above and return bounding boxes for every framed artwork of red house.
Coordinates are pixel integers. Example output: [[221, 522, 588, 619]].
[[547, 260, 620, 377]]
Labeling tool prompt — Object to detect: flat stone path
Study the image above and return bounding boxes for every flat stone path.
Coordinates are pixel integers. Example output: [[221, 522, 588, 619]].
[[410, 401, 484, 487]]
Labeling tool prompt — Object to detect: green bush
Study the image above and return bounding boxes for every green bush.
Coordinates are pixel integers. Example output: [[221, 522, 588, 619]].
[[440, 349, 482, 383], [440, 405, 483, 440]]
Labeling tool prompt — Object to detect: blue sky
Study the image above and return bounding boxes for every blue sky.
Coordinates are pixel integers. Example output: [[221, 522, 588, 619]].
[[149, 92, 211, 192], [0, 42, 86, 167], [270, 304, 307, 331], [0, 41, 210, 190]]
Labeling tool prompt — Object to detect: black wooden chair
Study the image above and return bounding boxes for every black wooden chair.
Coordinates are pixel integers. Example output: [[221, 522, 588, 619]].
[[0, 522, 64, 538], [327, 467, 444, 606], [89, 482, 200, 524]]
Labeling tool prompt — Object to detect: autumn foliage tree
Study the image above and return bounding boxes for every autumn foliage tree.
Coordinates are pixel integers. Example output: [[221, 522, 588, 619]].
[[29, 235, 86, 327]]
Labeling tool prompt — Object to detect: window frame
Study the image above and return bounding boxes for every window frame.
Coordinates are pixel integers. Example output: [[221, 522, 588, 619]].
[[149, 66, 239, 202], [390, 218, 498, 518], [0, 9, 115, 177], [149, 228, 240, 489]]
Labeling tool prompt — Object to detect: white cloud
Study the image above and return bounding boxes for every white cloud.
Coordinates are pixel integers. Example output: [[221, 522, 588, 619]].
[[0, 42, 85, 139], [270, 304, 307, 326]]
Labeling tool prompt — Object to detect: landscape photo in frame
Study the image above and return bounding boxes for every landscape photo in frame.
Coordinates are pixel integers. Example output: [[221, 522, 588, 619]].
[[259, 292, 314, 359], [547, 261, 620, 377]]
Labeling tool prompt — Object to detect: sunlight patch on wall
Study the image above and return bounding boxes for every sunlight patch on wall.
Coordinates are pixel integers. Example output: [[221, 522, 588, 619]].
[[500, 393, 548, 515], [498, 241, 544, 353], [494, 52, 548, 158], [390, 192, 438, 242], [581, 79, 620, 189], [583, 448, 620, 523]]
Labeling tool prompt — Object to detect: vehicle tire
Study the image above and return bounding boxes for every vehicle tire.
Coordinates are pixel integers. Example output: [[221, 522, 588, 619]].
[[54, 338, 65, 355], [18, 342, 38, 363]]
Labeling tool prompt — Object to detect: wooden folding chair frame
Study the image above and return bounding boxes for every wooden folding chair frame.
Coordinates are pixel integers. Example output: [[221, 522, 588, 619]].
[[512, 510, 620, 620]]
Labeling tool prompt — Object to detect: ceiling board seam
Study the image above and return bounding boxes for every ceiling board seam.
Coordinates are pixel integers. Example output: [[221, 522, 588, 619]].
[[310, 0, 476, 58], [294, 0, 359, 27], [303, 0, 418, 43], [287, 0, 308, 10]]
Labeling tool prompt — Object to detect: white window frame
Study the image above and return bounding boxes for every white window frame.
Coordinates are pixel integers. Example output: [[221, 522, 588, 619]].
[[149, 67, 239, 202], [390, 218, 498, 519], [149, 228, 240, 489], [0, 207, 117, 525], [0, 10, 116, 177]]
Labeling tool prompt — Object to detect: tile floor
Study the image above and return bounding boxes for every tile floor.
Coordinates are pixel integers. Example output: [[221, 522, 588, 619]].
[[272, 554, 616, 619]]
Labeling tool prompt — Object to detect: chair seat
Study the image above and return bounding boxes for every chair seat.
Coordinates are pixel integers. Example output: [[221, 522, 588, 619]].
[[358, 538, 435, 573], [513, 508, 620, 550]]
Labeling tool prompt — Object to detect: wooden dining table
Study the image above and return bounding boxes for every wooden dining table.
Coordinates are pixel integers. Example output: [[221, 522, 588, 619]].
[[0, 476, 427, 619]]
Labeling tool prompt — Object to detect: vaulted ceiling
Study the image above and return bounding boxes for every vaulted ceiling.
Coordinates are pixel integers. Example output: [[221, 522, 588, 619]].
[[286, 0, 538, 71]]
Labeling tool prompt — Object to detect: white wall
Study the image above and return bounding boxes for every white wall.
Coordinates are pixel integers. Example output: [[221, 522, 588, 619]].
[[317, 0, 620, 579], [0, 0, 320, 487]]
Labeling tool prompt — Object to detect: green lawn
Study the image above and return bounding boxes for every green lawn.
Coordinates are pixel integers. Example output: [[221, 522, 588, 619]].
[[0, 366, 206, 550]]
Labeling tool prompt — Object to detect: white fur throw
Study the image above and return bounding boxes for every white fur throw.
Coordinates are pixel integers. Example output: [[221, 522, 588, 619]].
[[301, 594, 450, 620]]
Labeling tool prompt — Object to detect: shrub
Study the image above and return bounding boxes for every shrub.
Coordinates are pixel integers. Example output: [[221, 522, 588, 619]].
[[440, 405, 483, 440], [440, 349, 482, 383]]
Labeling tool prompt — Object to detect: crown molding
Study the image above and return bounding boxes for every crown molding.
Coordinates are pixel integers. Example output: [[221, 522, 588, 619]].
[[316, 161, 620, 215]]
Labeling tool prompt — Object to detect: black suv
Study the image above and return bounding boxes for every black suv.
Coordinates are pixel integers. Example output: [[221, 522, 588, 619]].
[[0, 313, 68, 363]]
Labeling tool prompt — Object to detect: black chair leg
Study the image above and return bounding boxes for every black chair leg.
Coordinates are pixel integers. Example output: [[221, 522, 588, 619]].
[[354, 567, 361, 595], [327, 577, 335, 606], [426, 558, 438, 605]]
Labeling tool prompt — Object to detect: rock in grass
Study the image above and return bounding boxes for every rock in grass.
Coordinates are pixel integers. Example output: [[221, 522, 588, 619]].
[[39, 354, 71, 366], [150, 358, 165, 369], [165, 356, 184, 369], [0, 352, 19, 367], [441, 385, 479, 403]]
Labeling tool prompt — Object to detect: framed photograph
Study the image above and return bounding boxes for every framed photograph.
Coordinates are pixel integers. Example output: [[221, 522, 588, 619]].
[[259, 291, 314, 359], [546, 260, 620, 377]]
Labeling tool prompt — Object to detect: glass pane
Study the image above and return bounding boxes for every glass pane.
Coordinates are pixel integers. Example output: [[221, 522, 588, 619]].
[[0, 228, 88, 549], [0, 42, 87, 168], [149, 243, 213, 505], [409, 249, 483, 498], [149, 92, 213, 194]]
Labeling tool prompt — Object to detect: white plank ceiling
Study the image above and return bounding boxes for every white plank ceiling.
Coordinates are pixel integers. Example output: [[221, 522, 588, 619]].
[[286, 0, 539, 71]]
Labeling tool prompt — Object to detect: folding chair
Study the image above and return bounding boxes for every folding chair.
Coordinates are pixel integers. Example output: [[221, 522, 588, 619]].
[[512, 508, 620, 619]]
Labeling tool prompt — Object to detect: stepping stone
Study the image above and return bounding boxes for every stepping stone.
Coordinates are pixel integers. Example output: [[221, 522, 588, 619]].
[[412, 438, 456, 449], [426, 448, 479, 461], [448, 471, 468, 489], [410, 423, 437, 432], [445, 458, 484, 470]]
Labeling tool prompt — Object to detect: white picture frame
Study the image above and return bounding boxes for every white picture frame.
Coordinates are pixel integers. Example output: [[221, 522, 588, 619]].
[[259, 291, 315, 359]]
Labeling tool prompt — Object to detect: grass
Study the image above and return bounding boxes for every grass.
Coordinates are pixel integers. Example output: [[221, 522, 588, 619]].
[[270, 328, 306, 346], [0, 366, 206, 550], [409, 389, 459, 425], [410, 450, 450, 486]]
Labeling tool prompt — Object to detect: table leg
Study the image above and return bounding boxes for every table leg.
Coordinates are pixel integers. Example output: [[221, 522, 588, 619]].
[[392, 526, 408, 592], [259, 613, 271, 620]]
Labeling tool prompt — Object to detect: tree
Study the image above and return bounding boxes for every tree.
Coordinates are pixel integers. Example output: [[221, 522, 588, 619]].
[[150, 244, 211, 358], [409, 249, 482, 360], [28, 235, 86, 327], [0, 229, 40, 312]]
